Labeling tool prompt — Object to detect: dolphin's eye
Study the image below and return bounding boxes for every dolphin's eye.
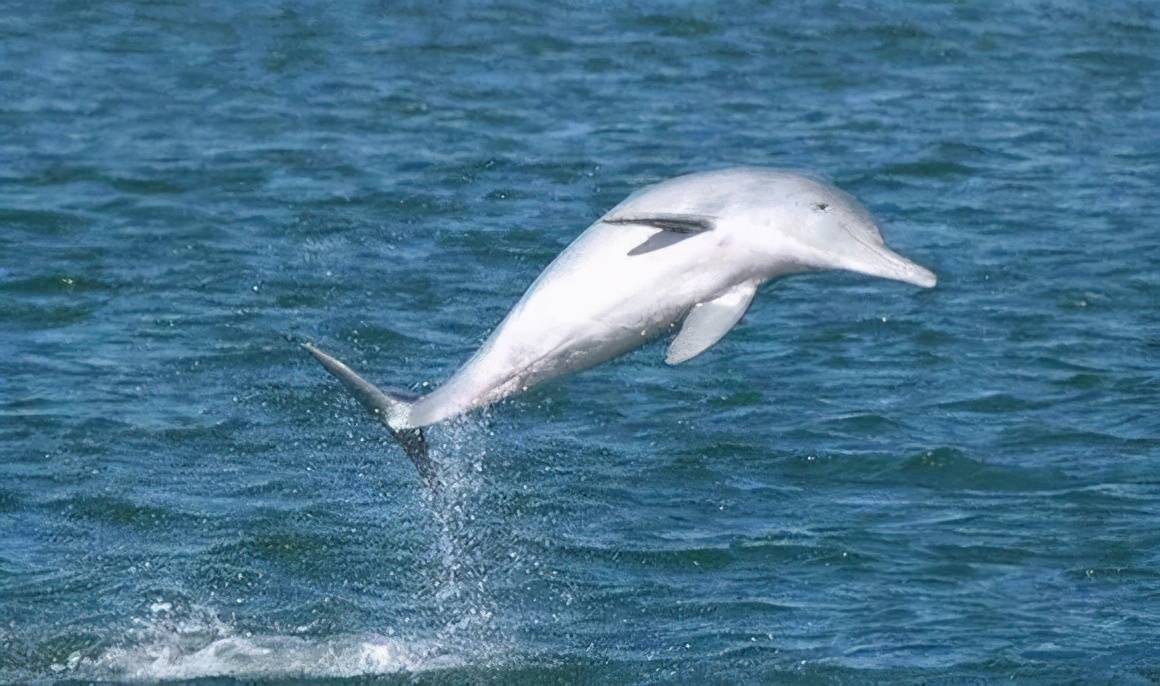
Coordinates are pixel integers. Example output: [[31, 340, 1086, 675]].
[[813, 202, 830, 212]]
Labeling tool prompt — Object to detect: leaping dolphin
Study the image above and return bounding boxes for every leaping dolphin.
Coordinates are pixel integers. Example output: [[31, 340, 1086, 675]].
[[306, 167, 937, 487]]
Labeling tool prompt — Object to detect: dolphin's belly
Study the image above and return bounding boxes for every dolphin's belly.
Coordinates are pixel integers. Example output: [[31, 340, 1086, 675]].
[[406, 221, 743, 426]]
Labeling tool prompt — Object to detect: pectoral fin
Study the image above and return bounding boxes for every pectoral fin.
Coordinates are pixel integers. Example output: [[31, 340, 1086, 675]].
[[665, 281, 758, 365]]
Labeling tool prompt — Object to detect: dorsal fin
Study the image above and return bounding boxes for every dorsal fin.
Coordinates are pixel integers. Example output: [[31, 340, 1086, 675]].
[[603, 213, 715, 234], [605, 213, 715, 255]]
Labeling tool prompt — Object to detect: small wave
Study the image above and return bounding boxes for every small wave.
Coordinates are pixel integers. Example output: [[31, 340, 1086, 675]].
[[0, 207, 88, 233], [786, 447, 1068, 493], [0, 488, 20, 513], [878, 159, 977, 179], [52, 494, 178, 530], [935, 392, 1047, 413]]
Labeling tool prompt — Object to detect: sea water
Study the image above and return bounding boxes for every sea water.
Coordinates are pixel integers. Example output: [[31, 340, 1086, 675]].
[[2, 2, 1158, 683]]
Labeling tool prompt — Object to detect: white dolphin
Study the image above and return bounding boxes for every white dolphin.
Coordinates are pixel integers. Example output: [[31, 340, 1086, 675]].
[[306, 167, 936, 486]]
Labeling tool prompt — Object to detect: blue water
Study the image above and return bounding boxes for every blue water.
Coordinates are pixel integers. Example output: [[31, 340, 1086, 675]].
[[3, 2, 1159, 683]]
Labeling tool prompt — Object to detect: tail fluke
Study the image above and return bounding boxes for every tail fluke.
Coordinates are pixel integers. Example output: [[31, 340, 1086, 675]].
[[303, 342, 437, 488]]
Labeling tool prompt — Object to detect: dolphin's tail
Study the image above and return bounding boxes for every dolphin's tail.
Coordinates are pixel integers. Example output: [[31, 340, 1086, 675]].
[[303, 342, 437, 489]]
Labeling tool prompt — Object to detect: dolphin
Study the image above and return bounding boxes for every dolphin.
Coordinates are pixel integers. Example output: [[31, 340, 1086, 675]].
[[306, 167, 936, 486]]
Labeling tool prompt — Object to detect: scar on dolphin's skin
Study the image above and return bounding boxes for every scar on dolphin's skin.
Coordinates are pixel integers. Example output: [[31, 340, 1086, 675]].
[[308, 167, 937, 488]]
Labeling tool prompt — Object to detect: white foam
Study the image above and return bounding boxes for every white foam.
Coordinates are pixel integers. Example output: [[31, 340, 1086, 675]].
[[57, 606, 461, 682], [85, 633, 451, 681]]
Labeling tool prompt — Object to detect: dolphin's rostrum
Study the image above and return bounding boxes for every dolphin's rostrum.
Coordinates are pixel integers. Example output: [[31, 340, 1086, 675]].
[[307, 167, 937, 486]]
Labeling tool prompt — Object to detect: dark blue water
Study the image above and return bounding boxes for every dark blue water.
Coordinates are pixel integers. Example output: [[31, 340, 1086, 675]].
[[3, 2, 1159, 683]]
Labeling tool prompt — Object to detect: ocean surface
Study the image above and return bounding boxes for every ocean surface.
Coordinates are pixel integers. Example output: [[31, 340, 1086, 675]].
[[2, 2, 1159, 683]]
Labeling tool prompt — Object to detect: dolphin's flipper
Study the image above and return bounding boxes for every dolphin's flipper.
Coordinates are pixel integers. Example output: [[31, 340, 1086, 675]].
[[665, 281, 758, 365], [303, 343, 437, 489]]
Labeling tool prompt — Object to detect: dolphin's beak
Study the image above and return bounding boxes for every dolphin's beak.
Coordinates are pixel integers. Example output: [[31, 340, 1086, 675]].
[[838, 233, 938, 288]]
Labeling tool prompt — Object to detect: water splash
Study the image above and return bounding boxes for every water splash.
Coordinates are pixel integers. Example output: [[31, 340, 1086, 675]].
[[421, 413, 513, 658]]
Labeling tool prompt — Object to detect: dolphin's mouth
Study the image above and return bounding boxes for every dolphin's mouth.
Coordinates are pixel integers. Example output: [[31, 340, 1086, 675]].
[[840, 228, 938, 288]]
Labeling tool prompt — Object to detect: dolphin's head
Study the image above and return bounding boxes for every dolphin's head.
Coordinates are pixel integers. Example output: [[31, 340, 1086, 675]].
[[746, 173, 937, 288]]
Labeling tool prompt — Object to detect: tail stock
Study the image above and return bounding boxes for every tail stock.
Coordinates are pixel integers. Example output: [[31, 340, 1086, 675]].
[[303, 342, 436, 489]]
